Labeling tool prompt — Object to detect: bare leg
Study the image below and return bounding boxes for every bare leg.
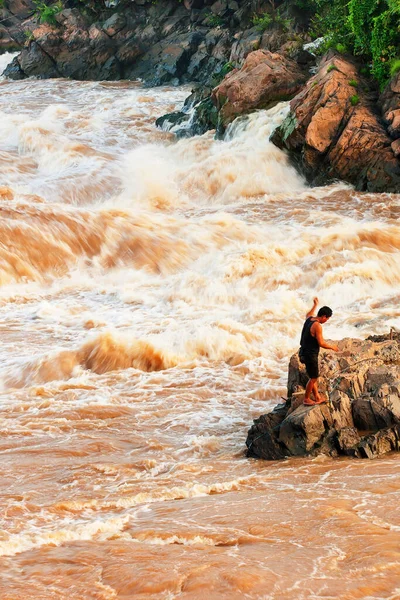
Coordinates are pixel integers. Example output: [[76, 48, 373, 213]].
[[312, 379, 322, 402], [304, 378, 318, 404]]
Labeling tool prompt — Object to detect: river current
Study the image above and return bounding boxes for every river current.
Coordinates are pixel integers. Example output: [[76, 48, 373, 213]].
[[0, 63, 400, 599]]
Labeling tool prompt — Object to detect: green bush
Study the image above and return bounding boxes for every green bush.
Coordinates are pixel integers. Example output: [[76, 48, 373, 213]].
[[350, 94, 360, 105], [207, 13, 224, 28], [34, 0, 62, 24], [327, 64, 338, 72], [210, 61, 235, 86], [335, 42, 347, 53], [306, 0, 400, 88], [390, 58, 400, 77], [348, 79, 358, 86], [252, 12, 273, 31], [252, 9, 293, 32]]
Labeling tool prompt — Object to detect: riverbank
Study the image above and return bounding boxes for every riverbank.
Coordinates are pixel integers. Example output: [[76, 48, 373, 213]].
[[1, 0, 399, 192]]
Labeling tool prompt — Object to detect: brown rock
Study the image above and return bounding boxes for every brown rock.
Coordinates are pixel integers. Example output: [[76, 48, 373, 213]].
[[279, 403, 333, 455], [380, 72, 400, 141], [356, 426, 400, 459], [336, 427, 360, 455], [392, 139, 400, 157], [272, 53, 400, 192], [211, 49, 307, 127]]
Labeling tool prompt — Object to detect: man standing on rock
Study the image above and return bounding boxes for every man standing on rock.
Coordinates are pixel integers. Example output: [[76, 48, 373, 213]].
[[299, 297, 339, 406]]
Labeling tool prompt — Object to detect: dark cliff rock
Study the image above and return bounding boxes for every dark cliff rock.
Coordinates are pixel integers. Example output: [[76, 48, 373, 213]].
[[271, 53, 400, 193], [1, 0, 278, 82], [246, 333, 400, 460], [1, 0, 310, 84]]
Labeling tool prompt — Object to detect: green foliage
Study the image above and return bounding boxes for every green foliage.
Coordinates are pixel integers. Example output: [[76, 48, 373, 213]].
[[293, 0, 316, 9], [305, 0, 400, 88], [252, 12, 273, 31], [348, 78, 358, 86], [390, 58, 400, 76], [207, 13, 224, 28], [327, 64, 338, 72], [34, 0, 62, 25], [275, 12, 294, 32], [210, 61, 235, 86], [348, 0, 376, 54], [370, 10, 398, 87], [252, 9, 293, 32], [335, 42, 347, 53], [350, 94, 360, 105], [280, 112, 298, 142]]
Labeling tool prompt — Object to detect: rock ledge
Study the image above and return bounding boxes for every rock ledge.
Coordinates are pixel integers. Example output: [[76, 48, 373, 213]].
[[246, 333, 400, 460]]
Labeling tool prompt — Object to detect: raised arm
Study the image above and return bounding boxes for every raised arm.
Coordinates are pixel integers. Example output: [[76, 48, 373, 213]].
[[306, 297, 319, 318], [313, 322, 339, 351]]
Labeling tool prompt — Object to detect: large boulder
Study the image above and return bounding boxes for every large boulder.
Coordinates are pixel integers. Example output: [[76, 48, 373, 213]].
[[271, 53, 400, 192], [380, 71, 400, 157], [211, 49, 308, 127], [246, 332, 400, 460]]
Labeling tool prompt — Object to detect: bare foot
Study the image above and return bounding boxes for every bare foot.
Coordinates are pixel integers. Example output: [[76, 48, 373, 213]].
[[314, 396, 327, 405], [303, 398, 317, 406]]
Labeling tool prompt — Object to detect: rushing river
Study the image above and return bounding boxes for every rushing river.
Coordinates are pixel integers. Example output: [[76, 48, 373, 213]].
[[0, 71, 400, 599]]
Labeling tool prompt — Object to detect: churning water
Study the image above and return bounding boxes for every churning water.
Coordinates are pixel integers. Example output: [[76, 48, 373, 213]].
[[0, 76, 399, 599]]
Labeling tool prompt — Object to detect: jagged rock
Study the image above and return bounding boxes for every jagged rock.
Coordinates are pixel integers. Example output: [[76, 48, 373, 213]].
[[279, 403, 333, 455], [211, 49, 308, 128], [336, 427, 360, 456], [380, 71, 400, 141], [271, 53, 400, 193], [246, 403, 288, 460], [228, 27, 261, 64], [19, 41, 59, 78], [155, 111, 192, 138], [102, 13, 126, 37], [127, 31, 204, 85], [5, 0, 35, 19], [355, 426, 400, 459], [246, 333, 400, 460], [2, 56, 25, 79]]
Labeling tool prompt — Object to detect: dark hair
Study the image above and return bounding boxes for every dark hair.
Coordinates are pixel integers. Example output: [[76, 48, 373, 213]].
[[317, 306, 333, 318]]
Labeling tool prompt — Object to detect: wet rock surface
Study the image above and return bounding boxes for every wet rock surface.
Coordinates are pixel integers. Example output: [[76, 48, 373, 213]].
[[246, 332, 400, 460], [271, 53, 400, 192], [156, 48, 310, 137], [211, 49, 307, 127]]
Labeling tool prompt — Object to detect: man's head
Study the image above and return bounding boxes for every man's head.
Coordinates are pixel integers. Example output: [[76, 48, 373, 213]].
[[317, 306, 333, 323]]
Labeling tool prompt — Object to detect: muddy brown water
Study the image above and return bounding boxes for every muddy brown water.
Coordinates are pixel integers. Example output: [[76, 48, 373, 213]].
[[0, 73, 400, 599]]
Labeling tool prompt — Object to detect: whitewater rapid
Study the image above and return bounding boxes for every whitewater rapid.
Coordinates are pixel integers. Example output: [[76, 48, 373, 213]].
[[0, 77, 399, 599]]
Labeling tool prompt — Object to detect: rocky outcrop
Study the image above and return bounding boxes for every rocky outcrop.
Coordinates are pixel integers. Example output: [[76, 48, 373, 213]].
[[156, 47, 311, 136], [380, 71, 400, 158], [246, 332, 400, 460], [2, 0, 297, 83], [211, 49, 307, 127], [271, 53, 400, 192]]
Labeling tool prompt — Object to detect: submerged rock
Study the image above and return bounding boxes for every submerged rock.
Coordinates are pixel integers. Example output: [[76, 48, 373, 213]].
[[246, 333, 400, 460], [271, 53, 400, 192]]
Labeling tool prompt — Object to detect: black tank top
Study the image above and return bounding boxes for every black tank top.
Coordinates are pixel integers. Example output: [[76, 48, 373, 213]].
[[300, 317, 320, 356]]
